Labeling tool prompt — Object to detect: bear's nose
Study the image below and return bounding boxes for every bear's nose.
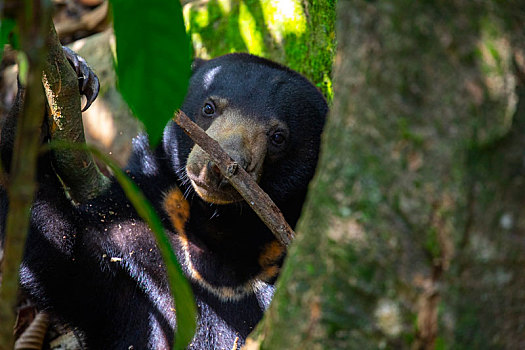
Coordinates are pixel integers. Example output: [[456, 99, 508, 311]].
[[206, 161, 221, 177]]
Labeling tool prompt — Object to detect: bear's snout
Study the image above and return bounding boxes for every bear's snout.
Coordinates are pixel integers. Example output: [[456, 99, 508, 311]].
[[185, 118, 267, 205]]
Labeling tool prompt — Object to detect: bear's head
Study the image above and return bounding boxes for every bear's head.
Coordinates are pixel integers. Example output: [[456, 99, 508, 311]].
[[163, 53, 327, 223]]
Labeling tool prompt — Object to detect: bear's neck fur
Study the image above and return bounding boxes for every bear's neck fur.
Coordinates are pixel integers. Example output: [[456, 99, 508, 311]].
[[172, 191, 284, 300]]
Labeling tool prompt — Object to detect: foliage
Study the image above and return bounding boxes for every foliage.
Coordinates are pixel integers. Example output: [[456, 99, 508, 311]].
[[183, 0, 335, 101], [110, 0, 191, 147], [0, 18, 16, 61]]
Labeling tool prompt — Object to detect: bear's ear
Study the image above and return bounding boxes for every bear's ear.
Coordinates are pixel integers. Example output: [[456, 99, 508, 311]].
[[191, 58, 207, 72]]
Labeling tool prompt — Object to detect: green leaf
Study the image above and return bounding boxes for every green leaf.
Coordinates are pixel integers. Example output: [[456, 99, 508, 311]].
[[110, 0, 191, 147], [0, 18, 16, 62], [16, 51, 28, 86]]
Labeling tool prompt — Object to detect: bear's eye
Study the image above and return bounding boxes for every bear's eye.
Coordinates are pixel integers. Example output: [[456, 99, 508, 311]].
[[270, 131, 286, 146], [202, 102, 215, 117]]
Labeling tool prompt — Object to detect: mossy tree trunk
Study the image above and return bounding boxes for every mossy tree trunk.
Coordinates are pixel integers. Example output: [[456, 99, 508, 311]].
[[249, 1, 525, 349], [184, 0, 335, 99]]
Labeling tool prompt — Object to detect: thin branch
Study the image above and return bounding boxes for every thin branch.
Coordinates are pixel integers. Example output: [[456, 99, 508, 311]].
[[174, 111, 295, 247], [55, 1, 109, 38], [0, 0, 52, 348]]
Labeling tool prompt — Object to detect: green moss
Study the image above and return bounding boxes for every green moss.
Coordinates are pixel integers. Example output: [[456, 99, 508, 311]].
[[398, 117, 425, 146], [239, 2, 265, 55], [184, 0, 248, 58], [183, 0, 335, 100], [424, 227, 441, 259]]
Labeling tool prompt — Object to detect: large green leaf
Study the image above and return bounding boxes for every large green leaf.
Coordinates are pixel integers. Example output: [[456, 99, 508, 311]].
[[110, 0, 191, 146], [0, 18, 16, 62]]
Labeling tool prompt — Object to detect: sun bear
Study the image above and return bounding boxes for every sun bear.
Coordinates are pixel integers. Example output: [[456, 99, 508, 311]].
[[0, 50, 328, 349]]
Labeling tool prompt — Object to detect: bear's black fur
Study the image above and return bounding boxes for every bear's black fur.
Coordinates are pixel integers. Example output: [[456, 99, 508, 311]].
[[0, 52, 327, 349]]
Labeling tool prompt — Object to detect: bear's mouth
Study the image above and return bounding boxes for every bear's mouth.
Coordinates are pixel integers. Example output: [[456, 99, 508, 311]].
[[187, 171, 243, 205]]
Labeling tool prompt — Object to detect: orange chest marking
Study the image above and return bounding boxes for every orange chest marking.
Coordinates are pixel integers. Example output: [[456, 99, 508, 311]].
[[258, 240, 285, 267], [257, 240, 286, 282], [163, 187, 190, 234]]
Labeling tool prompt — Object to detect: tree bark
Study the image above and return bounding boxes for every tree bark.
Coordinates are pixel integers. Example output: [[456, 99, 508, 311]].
[[43, 25, 110, 203], [249, 1, 525, 349]]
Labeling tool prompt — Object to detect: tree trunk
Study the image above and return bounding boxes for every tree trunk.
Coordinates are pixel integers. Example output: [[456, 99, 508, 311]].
[[249, 1, 525, 349], [184, 0, 335, 99]]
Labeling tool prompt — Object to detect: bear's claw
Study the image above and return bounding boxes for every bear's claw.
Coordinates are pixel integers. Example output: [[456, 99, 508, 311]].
[[62, 46, 100, 112]]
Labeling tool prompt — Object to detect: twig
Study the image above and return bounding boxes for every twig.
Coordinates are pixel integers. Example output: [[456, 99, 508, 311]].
[[173, 111, 295, 247], [55, 1, 109, 38]]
